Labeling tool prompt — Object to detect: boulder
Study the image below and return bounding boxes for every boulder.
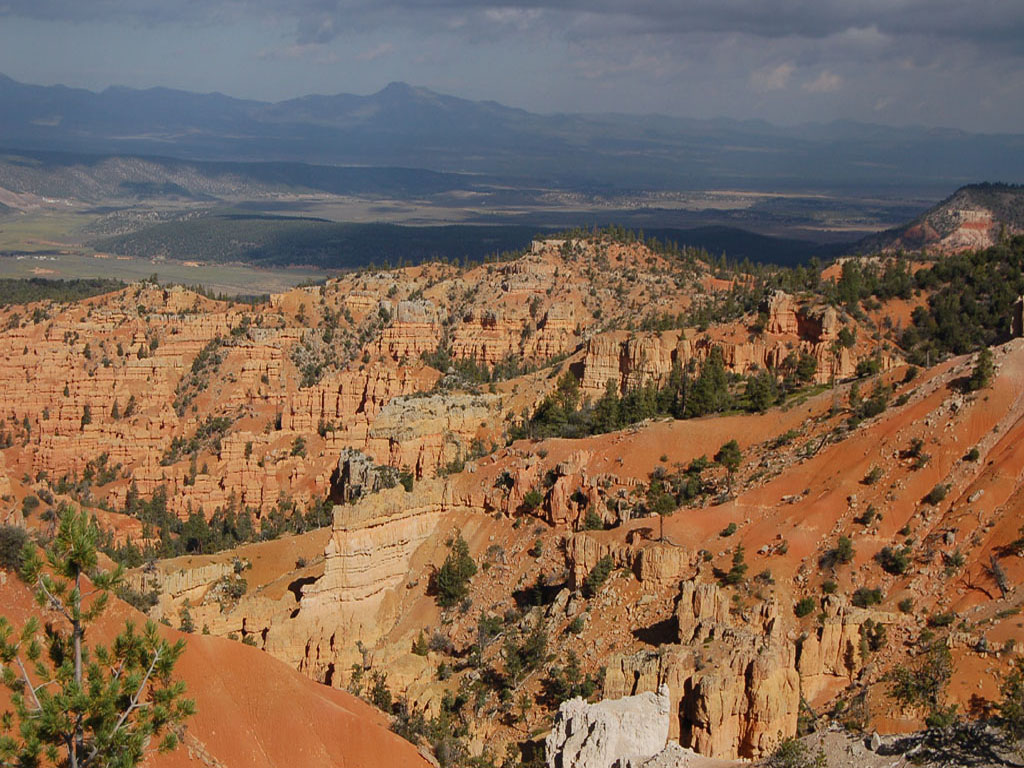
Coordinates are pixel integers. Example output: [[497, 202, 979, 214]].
[[545, 685, 671, 768]]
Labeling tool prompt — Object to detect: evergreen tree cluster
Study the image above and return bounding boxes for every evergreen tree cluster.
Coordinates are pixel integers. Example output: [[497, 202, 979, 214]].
[[901, 235, 1024, 363], [511, 345, 817, 442], [100, 485, 334, 567]]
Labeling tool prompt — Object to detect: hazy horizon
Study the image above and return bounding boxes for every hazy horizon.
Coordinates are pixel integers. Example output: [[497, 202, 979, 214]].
[[4, 71, 1024, 137], [0, 1, 1022, 134]]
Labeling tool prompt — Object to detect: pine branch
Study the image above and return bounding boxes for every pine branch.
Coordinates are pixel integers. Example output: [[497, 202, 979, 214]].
[[12, 654, 45, 714], [81, 646, 163, 768], [35, 577, 72, 624]]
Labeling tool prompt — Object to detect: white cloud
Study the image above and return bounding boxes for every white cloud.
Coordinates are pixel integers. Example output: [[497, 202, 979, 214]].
[[749, 62, 794, 91], [356, 41, 394, 61], [483, 8, 541, 29], [803, 70, 842, 92]]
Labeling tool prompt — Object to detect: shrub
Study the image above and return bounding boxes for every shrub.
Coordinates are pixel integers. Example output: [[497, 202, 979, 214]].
[[522, 488, 544, 512], [858, 505, 878, 526], [997, 657, 1024, 742], [0, 525, 29, 572], [720, 522, 738, 537], [428, 631, 454, 654], [821, 536, 855, 568], [217, 576, 247, 601], [964, 447, 980, 462], [116, 584, 159, 613], [583, 555, 614, 598], [876, 546, 912, 575], [766, 738, 826, 768], [856, 357, 881, 378], [885, 642, 953, 728], [924, 484, 949, 506], [583, 509, 603, 531], [967, 347, 994, 391], [836, 536, 855, 563], [898, 597, 915, 614], [822, 580, 838, 595], [863, 466, 884, 485], [721, 545, 748, 586], [794, 597, 816, 618], [852, 587, 883, 607], [370, 670, 392, 712], [906, 437, 925, 458]]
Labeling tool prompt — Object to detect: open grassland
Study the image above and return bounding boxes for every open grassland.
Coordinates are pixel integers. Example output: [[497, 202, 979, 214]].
[[0, 209, 89, 252]]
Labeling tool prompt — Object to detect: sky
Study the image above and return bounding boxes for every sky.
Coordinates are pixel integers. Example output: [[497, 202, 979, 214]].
[[1, 1, 1022, 132]]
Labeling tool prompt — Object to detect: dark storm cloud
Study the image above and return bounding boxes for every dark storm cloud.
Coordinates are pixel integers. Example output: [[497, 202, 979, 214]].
[[2, 0, 1022, 52]]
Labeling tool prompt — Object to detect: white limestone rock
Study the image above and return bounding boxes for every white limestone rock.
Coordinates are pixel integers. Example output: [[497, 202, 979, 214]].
[[545, 684, 670, 768]]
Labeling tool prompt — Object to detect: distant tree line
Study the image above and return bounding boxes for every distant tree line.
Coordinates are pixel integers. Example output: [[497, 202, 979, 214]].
[[0, 277, 124, 306]]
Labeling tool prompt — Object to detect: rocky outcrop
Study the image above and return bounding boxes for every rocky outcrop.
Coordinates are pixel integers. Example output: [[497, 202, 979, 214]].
[[281, 364, 438, 432], [328, 448, 394, 504], [764, 290, 799, 335], [128, 560, 235, 601], [604, 583, 901, 760], [545, 685, 671, 768], [268, 478, 484, 680], [375, 300, 443, 361], [605, 582, 798, 761], [578, 295, 889, 397], [796, 596, 900, 702], [364, 392, 501, 477], [565, 533, 691, 591]]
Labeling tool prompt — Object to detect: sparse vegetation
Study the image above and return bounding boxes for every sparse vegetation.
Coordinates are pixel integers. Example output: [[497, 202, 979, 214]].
[[885, 640, 956, 728], [766, 738, 826, 768], [582, 555, 614, 598]]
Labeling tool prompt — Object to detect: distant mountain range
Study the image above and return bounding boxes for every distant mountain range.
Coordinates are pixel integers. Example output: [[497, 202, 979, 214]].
[[2, 74, 1023, 193], [855, 183, 1024, 254]]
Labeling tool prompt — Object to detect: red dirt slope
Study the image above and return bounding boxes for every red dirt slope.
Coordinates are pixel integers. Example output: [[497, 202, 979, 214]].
[[0, 575, 427, 768]]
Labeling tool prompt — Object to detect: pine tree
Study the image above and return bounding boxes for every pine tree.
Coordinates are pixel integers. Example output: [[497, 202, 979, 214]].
[[592, 379, 620, 434], [715, 439, 743, 492], [434, 535, 477, 608], [0, 508, 195, 767], [967, 347, 994, 391], [686, 347, 732, 417]]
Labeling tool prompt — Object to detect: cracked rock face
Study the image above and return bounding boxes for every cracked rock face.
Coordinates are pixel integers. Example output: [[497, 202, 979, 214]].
[[545, 684, 670, 768]]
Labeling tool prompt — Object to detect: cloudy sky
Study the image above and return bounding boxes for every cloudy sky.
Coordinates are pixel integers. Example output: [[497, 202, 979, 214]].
[[1, 0, 1022, 132]]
